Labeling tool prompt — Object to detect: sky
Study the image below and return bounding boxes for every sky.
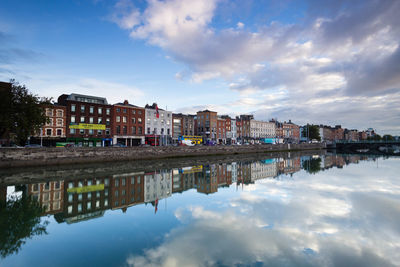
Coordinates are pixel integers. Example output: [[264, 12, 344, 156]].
[[0, 0, 399, 135]]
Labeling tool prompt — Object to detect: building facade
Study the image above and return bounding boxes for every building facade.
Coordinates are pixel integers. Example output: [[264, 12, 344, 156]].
[[144, 103, 172, 146], [250, 120, 276, 140], [112, 100, 145, 146], [172, 113, 195, 143], [58, 93, 113, 147], [196, 110, 218, 141]]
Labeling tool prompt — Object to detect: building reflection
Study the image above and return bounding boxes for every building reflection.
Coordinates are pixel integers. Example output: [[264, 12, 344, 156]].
[[5, 154, 373, 225]]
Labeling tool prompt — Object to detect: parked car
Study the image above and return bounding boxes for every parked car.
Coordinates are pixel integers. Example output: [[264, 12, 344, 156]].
[[64, 143, 75, 147], [113, 143, 127, 147], [24, 144, 42, 148]]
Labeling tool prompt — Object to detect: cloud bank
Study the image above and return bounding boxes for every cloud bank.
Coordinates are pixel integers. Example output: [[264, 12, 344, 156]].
[[111, 0, 400, 134]]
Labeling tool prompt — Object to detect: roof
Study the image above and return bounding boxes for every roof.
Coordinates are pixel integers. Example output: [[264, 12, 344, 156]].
[[66, 93, 108, 104]]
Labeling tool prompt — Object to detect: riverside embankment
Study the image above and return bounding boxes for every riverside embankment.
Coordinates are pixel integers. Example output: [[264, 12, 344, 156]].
[[0, 143, 325, 168]]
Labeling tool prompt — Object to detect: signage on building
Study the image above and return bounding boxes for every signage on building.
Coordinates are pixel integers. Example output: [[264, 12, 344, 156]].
[[69, 123, 106, 130], [67, 184, 105, 193]]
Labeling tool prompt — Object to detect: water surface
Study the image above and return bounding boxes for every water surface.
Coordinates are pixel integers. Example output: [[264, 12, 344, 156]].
[[1, 153, 399, 267]]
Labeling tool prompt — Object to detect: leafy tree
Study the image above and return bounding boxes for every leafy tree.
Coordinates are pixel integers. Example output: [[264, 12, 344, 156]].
[[302, 125, 321, 141], [302, 157, 322, 174], [382, 134, 394, 141], [0, 195, 48, 258], [0, 79, 51, 145]]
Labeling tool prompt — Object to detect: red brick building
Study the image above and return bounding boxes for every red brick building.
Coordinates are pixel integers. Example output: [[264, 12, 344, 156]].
[[111, 172, 145, 211], [32, 104, 67, 146], [58, 93, 113, 147], [196, 110, 217, 141], [112, 100, 145, 146], [217, 117, 226, 144]]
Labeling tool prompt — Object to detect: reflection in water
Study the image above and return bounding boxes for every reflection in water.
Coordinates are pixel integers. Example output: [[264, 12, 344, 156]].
[[0, 153, 398, 266], [0, 192, 48, 258]]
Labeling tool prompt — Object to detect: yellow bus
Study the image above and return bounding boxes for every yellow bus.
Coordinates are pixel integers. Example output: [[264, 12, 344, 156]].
[[180, 135, 203, 145]]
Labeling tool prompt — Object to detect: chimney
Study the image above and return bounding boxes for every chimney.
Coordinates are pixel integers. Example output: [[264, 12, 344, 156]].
[[123, 100, 129, 105]]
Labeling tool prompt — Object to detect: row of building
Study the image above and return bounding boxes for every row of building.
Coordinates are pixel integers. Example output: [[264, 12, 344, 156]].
[[31, 92, 305, 147], [0, 79, 377, 146], [1, 154, 369, 223]]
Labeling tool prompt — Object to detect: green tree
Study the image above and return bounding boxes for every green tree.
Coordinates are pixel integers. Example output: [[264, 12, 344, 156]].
[[382, 134, 394, 141], [302, 125, 321, 141], [0, 195, 48, 258], [0, 80, 51, 145]]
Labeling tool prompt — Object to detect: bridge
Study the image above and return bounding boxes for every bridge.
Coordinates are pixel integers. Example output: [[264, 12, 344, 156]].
[[327, 140, 400, 155]]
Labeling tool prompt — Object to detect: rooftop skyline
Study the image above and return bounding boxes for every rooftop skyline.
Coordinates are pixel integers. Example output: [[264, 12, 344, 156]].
[[1, 0, 399, 134]]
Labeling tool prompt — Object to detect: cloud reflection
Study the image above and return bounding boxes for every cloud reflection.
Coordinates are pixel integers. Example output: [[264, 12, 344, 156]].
[[126, 159, 400, 267]]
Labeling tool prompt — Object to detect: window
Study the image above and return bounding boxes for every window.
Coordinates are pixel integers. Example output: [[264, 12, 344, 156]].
[[80, 129, 84, 134], [132, 118, 136, 123], [147, 128, 150, 134], [46, 129, 52, 136], [115, 190, 119, 197], [98, 117, 102, 124], [123, 109, 127, 113], [70, 128, 76, 134], [104, 179, 109, 186], [88, 129, 93, 135], [89, 117, 94, 123], [121, 178, 126, 186], [138, 127, 142, 134], [122, 189, 126, 196], [98, 107, 102, 114], [68, 205, 73, 214], [136, 177, 140, 184], [154, 128, 157, 134], [71, 115, 76, 123], [46, 108, 53, 116], [132, 110, 136, 114], [106, 118, 110, 125], [116, 126, 120, 134], [123, 116, 127, 123], [87, 202, 91, 209], [96, 200, 100, 208], [56, 109, 63, 117], [138, 118, 142, 123], [90, 106, 94, 114], [106, 108, 110, 115], [32, 184, 39, 192], [123, 126, 127, 134], [138, 110, 142, 115], [54, 191, 61, 200], [116, 108, 121, 112], [57, 119, 63, 126], [97, 130, 102, 135], [80, 116, 85, 123], [57, 129, 62, 136], [46, 118, 53, 126], [81, 105, 85, 112], [78, 203, 82, 212], [167, 129, 170, 135], [71, 104, 76, 112], [106, 128, 110, 135], [132, 126, 136, 134], [116, 116, 120, 123]]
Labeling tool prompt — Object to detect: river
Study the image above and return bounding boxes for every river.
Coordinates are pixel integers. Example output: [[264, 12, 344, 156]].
[[0, 152, 399, 266]]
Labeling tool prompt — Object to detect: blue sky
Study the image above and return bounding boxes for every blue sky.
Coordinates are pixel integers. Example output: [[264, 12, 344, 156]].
[[1, 0, 399, 134]]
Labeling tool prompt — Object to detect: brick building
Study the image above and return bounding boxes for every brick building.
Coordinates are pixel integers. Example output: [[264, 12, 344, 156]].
[[58, 93, 113, 147], [282, 120, 300, 143], [217, 117, 226, 144], [236, 115, 253, 143], [112, 100, 145, 146], [196, 110, 218, 141], [32, 104, 66, 146]]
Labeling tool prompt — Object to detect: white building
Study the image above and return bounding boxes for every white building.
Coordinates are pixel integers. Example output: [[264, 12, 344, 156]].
[[144, 170, 172, 203], [250, 120, 276, 139], [145, 103, 172, 145], [250, 160, 277, 182]]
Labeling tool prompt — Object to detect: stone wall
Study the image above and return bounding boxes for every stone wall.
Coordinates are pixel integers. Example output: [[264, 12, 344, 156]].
[[0, 143, 325, 168]]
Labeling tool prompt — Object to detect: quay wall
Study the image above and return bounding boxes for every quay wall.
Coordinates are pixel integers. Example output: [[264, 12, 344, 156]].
[[0, 143, 325, 168]]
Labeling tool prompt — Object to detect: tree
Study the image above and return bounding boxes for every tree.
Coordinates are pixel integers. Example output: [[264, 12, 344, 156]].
[[302, 125, 321, 141], [0, 80, 51, 145], [0, 195, 48, 258], [382, 134, 394, 141]]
